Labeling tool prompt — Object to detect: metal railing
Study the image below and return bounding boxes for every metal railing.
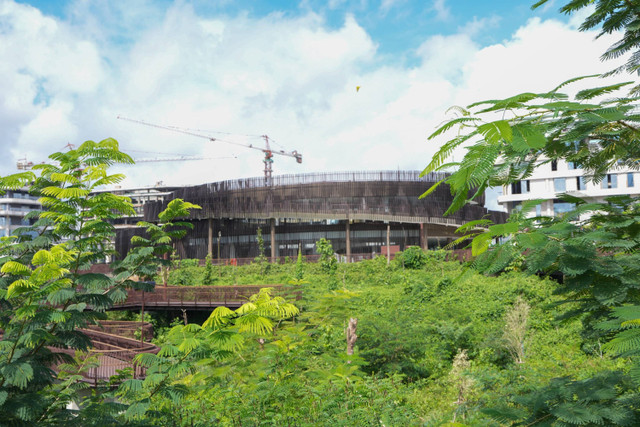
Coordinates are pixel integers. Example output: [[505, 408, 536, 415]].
[[50, 327, 160, 386], [85, 320, 154, 341], [203, 170, 450, 192], [114, 284, 302, 310]]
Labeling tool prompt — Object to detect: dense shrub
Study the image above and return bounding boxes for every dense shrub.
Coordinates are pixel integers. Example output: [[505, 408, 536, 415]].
[[396, 246, 428, 269]]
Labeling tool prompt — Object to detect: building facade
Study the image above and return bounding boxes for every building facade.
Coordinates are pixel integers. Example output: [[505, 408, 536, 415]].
[[498, 159, 640, 216], [115, 171, 507, 261], [0, 189, 41, 237]]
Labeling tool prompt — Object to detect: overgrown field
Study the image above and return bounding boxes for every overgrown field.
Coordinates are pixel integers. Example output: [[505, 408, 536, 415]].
[[123, 251, 619, 425]]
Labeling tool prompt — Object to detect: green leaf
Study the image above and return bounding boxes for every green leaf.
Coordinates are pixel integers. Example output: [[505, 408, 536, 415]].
[[477, 120, 513, 143], [511, 124, 546, 150], [118, 378, 144, 393], [488, 222, 519, 236], [124, 401, 150, 419], [418, 179, 446, 199], [576, 82, 633, 100], [177, 337, 201, 353], [429, 116, 480, 139], [1, 261, 31, 275], [1, 362, 34, 389]]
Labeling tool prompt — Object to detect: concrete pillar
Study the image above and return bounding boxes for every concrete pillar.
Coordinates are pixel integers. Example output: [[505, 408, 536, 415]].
[[345, 221, 351, 262], [207, 218, 213, 258], [420, 223, 429, 251], [270, 218, 276, 261], [386, 223, 391, 266]]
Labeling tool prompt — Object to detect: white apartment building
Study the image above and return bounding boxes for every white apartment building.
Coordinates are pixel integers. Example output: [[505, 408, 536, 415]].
[[497, 159, 640, 216], [0, 189, 41, 237], [0, 184, 175, 238]]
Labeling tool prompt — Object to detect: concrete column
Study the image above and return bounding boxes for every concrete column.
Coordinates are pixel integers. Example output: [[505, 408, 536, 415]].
[[270, 218, 276, 261], [420, 223, 429, 251], [386, 223, 391, 266], [207, 218, 213, 258], [345, 221, 351, 262]]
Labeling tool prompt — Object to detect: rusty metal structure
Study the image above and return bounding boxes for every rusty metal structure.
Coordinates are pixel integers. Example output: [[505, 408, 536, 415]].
[[113, 285, 302, 310], [115, 170, 506, 261], [51, 327, 159, 385], [49, 284, 296, 386], [85, 320, 154, 341]]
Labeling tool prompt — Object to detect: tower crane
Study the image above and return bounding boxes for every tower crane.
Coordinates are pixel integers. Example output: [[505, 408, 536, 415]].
[[17, 151, 235, 170], [117, 116, 303, 185]]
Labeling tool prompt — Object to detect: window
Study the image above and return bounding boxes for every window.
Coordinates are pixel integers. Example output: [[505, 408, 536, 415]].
[[628, 173, 635, 188], [553, 200, 574, 215], [535, 204, 542, 216], [551, 160, 558, 171], [511, 201, 522, 211], [601, 174, 618, 189], [554, 178, 566, 192], [576, 176, 586, 191], [511, 180, 530, 194], [568, 161, 577, 170]]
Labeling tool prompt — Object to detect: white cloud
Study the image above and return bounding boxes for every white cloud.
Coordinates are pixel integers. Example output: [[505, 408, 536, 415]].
[[0, 0, 628, 204], [432, 0, 450, 21], [380, 0, 403, 13], [459, 15, 501, 37]]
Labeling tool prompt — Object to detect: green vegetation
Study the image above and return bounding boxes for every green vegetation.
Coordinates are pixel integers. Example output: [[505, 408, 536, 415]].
[[396, 245, 430, 269], [130, 252, 617, 425], [421, 1, 640, 424], [4, 1, 640, 425]]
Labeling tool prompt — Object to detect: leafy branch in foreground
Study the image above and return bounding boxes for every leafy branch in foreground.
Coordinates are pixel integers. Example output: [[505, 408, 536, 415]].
[[0, 139, 136, 424], [422, 77, 640, 215], [111, 198, 201, 288], [116, 287, 299, 422], [422, 1, 640, 423]]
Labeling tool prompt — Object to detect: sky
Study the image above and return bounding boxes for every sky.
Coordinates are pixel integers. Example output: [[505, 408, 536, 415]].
[[0, 0, 626, 209]]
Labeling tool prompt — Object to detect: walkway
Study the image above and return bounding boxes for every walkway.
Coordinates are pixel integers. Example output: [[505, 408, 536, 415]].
[[51, 324, 159, 386], [51, 284, 300, 385], [113, 284, 302, 310]]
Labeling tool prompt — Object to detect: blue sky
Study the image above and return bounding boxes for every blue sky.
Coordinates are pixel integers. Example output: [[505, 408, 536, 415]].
[[17, 0, 563, 62], [0, 1, 620, 209]]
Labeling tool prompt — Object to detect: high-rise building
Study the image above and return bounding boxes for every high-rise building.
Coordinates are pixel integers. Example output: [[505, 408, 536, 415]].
[[498, 159, 640, 216]]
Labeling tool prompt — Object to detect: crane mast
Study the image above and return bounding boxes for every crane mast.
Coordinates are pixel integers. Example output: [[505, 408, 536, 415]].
[[117, 116, 302, 185]]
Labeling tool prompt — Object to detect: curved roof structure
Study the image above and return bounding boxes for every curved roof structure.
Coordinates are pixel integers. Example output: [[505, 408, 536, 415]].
[[143, 170, 504, 227]]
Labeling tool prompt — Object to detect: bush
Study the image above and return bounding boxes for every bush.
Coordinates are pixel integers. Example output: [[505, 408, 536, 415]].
[[396, 246, 428, 269]]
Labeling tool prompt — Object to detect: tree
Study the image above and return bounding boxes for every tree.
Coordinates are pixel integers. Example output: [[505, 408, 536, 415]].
[[115, 287, 299, 423], [202, 253, 216, 285], [254, 227, 269, 274], [0, 140, 202, 424], [112, 198, 201, 288], [423, 1, 640, 423], [294, 247, 305, 281], [0, 139, 137, 423], [316, 238, 338, 289]]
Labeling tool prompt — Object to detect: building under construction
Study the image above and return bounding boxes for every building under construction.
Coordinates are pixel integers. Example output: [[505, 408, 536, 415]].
[[115, 170, 506, 261]]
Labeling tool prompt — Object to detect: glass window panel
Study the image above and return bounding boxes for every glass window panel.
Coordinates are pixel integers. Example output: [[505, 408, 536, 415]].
[[602, 174, 618, 189], [553, 201, 574, 215], [554, 178, 566, 192]]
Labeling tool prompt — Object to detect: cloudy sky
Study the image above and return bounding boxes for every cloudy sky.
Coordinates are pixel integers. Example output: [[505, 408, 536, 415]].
[[0, 0, 624, 207]]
